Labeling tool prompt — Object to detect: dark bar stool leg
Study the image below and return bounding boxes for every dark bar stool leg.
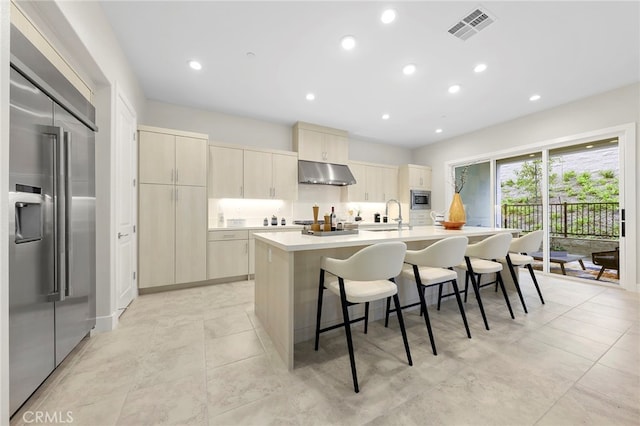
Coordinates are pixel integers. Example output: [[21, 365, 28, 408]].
[[464, 272, 470, 303], [506, 255, 528, 313], [496, 271, 515, 319], [437, 282, 444, 311], [364, 302, 370, 334], [384, 297, 391, 327], [527, 264, 545, 304], [466, 257, 490, 330], [413, 267, 436, 355], [314, 269, 325, 351], [451, 279, 471, 338], [393, 293, 413, 366], [338, 278, 359, 393]]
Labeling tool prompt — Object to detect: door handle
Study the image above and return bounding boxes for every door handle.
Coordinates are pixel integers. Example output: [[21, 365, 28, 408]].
[[118, 232, 129, 239]]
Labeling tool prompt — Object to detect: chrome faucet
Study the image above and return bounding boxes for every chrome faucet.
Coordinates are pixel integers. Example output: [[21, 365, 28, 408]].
[[385, 199, 403, 230]]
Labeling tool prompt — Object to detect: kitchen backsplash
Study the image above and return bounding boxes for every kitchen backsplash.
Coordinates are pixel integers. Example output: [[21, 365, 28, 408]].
[[208, 185, 394, 228]]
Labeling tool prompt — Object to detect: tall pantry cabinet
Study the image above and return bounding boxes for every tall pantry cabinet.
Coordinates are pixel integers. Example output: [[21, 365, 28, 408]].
[[138, 126, 208, 289]]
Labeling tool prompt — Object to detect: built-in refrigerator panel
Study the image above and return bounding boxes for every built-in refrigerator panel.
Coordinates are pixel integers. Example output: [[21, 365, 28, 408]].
[[9, 23, 97, 416], [8, 67, 57, 415], [52, 104, 96, 365]]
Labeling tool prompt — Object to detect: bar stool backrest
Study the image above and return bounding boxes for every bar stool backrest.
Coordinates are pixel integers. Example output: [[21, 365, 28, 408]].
[[404, 236, 469, 268], [465, 233, 512, 260], [321, 242, 407, 281], [510, 230, 543, 254]]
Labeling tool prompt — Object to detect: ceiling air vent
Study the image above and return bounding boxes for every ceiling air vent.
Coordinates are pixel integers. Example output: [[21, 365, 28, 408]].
[[448, 7, 495, 41]]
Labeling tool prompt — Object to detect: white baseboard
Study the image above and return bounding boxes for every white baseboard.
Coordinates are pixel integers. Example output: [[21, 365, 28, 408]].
[[93, 311, 119, 332]]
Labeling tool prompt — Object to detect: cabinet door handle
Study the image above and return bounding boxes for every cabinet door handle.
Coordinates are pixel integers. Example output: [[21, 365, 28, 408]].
[[171, 169, 174, 182], [176, 188, 179, 201], [240, 186, 243, 197], [176, 169, 179, 183], [118, 232, 129, 239]]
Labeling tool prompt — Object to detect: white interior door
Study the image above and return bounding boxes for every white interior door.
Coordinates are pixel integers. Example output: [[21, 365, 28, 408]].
[[115, 91, 137, 311]]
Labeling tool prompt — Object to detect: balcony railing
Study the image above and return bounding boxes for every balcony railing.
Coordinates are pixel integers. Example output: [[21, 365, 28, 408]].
[[502, 202, 619, 238]]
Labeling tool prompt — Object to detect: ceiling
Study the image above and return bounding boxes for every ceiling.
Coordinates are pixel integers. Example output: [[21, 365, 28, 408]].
[[99, 1, 639, 148]]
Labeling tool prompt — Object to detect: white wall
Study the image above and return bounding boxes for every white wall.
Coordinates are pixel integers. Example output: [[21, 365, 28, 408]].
[[144, 100, 413, 164], [53, 1, 146, 329], [413, 83, 639, 288], [1, 1, 10, 423]]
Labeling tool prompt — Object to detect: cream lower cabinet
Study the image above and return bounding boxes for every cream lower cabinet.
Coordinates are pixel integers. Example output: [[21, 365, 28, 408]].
[[138, 184, 207, 289], [207, 230, 249, 279]]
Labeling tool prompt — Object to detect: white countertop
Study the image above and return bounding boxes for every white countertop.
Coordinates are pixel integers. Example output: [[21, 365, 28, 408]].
[[208, 225, 303, 231], [253, 226, 519, 252]]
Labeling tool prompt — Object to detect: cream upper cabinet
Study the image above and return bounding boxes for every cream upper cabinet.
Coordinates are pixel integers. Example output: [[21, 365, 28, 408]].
[[272, 153, 298, 200], [243, 150, 273, 199], [175, 186, 207, 284], [399, 164, 432, 203], [209, 145, 244, 198], [293, 121, 349, 164], [139, 131, 174, 184], [175, 136, 207, 186], [209, 145, 297, 200], [139, 128, 207, 186], [382, 166, 398, 201], [346, 162, 398, 202], [346, 162, 367, 201]]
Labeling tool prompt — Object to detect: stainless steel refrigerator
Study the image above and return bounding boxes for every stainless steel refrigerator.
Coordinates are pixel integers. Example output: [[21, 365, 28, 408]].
[[9, 26, 97, 416]]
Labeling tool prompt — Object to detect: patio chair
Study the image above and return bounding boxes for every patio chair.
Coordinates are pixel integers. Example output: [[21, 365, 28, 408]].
[[591, 247, 619, 280]]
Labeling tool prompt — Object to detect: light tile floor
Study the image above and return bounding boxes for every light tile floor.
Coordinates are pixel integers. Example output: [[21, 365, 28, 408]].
[[10, 274, 640, 426]]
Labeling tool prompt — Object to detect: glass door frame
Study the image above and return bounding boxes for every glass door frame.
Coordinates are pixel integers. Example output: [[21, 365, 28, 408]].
[[445, 123, 636, 292]]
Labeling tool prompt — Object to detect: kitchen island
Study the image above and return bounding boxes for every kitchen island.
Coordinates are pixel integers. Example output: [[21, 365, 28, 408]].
[[253, 226, 519, 370]]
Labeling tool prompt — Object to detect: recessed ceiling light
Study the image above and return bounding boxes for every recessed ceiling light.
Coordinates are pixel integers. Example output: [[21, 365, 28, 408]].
[[448, 85, 461, 94], [403, 64, 416, 75], [341, 35, 356, 50], [435, 128, 443, 134], [529, 154, 535, 157], [585, 145, 594, 149], [381, 9, 396, 24], [246, 52, 256, 58], [382, 113, 390, 120], [306, 93, 315, 101], [529, 94, 541, 101], [188, 60, 202, 70], [474, 63, 487, 73]]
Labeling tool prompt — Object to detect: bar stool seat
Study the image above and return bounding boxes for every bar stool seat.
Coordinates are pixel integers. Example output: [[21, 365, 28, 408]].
[[386, 236, 471, 356], [501, 230, 545, 313], [453, 233, 514, 331], [325, 279, 397, 303], [315, 241, 412, 393]]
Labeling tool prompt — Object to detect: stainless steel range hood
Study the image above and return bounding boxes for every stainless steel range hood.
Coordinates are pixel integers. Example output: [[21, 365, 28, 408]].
[[298, 160, 356, 186]]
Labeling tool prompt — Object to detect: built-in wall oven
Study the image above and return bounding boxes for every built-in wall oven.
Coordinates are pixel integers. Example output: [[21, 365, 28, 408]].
[[410, 189, 431, 210]]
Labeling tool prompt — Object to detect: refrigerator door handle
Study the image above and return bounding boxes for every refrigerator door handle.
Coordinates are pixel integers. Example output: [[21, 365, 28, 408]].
[[43, 125, 66, 301], [64, 129, 72, 298]]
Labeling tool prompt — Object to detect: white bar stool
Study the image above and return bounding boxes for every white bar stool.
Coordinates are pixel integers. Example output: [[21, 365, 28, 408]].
[[314, 241, 412, 393], [502, 230, 545, 313], [386, 236, 471, 356], [453, 233, 514, 330]]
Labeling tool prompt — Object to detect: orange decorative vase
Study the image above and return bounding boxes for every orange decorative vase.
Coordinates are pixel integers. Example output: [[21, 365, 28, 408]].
[[448, 193, 466, 223]]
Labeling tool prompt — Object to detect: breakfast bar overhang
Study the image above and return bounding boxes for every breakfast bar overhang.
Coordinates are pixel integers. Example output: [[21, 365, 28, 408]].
[[253, 226, 519, 370]]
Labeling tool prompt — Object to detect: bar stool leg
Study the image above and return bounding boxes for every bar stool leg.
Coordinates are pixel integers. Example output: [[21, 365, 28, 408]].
[[437, 282, 444, 311], [496, 271, 515, 319], [384, 297, 391, 328], [451, 279, 471, 338], [338, 278, 359, 393], [414, 267, 437, 355], [465, 257, 490, 331], [506, 255, 528, 313], [364, 302, 370, 334], [393, 292, 413, 366], [314, 269, 325, 351], [464, 272, 470, 303], [527, 264, 545, 304]]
